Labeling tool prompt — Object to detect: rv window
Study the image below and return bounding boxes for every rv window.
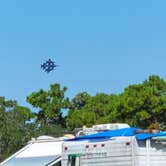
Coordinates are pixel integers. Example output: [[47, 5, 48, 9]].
[[137, 140, 146, 147], [151, 139, 166, 149]]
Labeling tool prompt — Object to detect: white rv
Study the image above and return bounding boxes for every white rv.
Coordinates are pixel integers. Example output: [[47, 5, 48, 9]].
[[0, 123, 125, 166], [62, 127, 166, 166]]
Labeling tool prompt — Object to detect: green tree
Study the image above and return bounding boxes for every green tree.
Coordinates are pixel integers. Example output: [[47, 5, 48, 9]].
[[67, 75, 166, 130], [116, 75, 166, 129], [26, 83, 70, 136], [67, 92, 119, 129], [0, 97, 34, 161]]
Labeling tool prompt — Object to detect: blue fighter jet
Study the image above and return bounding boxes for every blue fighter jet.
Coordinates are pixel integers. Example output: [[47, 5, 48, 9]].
[[41, 59, 58, 73]]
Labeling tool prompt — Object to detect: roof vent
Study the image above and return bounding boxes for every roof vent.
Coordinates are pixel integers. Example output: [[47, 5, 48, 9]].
[[92, 123, 130, 131], [37, 135, 55, 140]]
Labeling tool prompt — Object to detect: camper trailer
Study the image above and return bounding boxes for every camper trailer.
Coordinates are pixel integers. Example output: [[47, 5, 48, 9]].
[[62, 127, 166, 166], [0, 123, 127, 166]]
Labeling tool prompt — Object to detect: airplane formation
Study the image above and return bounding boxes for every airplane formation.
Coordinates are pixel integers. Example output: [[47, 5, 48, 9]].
[[41, 59, 58, 73]]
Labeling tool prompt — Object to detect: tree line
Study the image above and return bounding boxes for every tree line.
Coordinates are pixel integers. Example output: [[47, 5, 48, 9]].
[[1, 75, 166, 161]]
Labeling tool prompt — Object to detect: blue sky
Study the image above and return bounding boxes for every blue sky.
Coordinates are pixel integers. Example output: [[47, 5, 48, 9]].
[[0, 0, 166, 109]]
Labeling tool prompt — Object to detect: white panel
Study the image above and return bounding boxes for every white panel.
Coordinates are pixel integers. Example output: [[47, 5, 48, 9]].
[[16, 141, 62, 158]]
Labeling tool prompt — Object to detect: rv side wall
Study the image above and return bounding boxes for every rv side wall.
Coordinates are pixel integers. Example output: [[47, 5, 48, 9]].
[[62, 137, 134, 166], [62, 137, 166, 166]]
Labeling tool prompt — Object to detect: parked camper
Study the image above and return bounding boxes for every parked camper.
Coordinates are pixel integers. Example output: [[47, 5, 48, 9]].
[[0, 123, 129, 166], [62, 127, 166, 166]]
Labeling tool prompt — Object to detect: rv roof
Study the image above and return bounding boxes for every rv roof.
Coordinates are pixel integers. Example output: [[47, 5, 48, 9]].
[[68, 127, 166, 141]]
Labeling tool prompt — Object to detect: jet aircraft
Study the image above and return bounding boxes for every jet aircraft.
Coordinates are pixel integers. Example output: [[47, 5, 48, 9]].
[[41, 59, 58, 73]]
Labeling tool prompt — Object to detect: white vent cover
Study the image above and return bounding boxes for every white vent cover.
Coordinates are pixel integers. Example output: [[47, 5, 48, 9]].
[[92, 123, 130, 131]]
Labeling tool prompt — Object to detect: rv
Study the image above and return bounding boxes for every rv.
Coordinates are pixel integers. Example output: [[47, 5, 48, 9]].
[[62, 127, 166, 166], [0, 123, 127, 166]]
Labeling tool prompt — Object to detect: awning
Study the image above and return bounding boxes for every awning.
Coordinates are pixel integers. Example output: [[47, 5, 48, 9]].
[[0, 136, 63, 166]]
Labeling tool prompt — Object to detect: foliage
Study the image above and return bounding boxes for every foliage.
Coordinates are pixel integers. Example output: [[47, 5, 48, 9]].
[[67, 92, 119, 129], [0, 97, 34, 161], [67, 75, 166, 130], [26, 83, 70, 136], [117, 75, 166, 129]]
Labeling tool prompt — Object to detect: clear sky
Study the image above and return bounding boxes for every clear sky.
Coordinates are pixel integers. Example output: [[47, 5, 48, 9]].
[[0, 0, 166, 109]]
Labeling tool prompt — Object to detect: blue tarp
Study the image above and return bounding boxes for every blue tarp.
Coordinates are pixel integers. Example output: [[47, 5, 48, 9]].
[[136, 131, 166, 140], [68, 127, 166, 141]]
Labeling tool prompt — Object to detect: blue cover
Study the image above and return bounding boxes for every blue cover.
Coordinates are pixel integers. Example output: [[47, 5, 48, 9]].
[[136, 131, 166, 140], [68, 128, 166, 141]]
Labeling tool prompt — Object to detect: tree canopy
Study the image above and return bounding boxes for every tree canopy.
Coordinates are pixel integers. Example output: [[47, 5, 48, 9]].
[[0, 97, 34, 160], [26, 84, 70, 136], [1, 75, 166, 161], [67, 75, 166, 130]]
